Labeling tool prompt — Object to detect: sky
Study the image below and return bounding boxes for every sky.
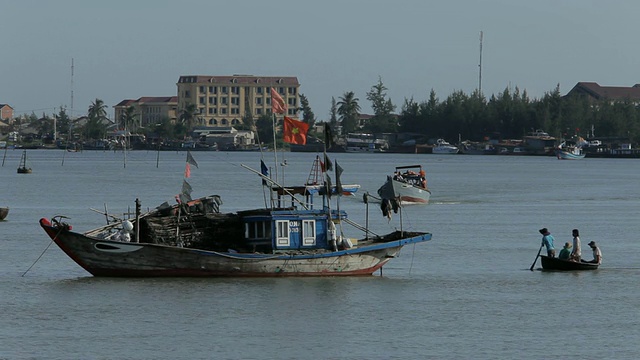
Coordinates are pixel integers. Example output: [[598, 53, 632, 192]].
[[2, 0, 639, 120]]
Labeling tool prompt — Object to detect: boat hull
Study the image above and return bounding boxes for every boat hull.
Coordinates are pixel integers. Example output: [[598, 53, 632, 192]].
[[555, 150, 585, 160], [39, 218, 431, 277], [540, 255, 599, 271], [0, 207, 8, 220]]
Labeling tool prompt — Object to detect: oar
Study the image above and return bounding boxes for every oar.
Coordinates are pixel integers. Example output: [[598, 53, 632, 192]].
[[529, 244, 544, 271]]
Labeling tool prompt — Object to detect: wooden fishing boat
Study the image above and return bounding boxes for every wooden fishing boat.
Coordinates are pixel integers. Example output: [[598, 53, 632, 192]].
[[0, 207, 8, 220], [38, 153, 432, 277], [377, 165, 431, 205], [17, 150, 32, 174], [540, 255, 599, 271]]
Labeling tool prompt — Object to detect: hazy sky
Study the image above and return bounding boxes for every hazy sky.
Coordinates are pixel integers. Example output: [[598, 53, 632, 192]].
[[2, 0, 638, 120]]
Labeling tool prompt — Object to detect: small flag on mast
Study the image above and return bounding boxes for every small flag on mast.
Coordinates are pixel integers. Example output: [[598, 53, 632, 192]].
[[260, 160, 269, 185]]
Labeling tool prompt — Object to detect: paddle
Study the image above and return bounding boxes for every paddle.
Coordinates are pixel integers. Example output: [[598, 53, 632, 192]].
[[529, 244, 544, 271]]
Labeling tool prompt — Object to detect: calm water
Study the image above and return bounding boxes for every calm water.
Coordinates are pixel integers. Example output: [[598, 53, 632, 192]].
[[1, 149, 640, 359]]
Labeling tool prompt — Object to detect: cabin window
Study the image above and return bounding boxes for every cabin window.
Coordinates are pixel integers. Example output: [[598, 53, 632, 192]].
[[245, 221, 271, 240], [276, 220, 290, 246], [302, 219, 316, 246]]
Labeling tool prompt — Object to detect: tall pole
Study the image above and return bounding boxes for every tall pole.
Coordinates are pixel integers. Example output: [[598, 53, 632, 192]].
[[478, 31, 483, 93], [70, 58, 74, 118]]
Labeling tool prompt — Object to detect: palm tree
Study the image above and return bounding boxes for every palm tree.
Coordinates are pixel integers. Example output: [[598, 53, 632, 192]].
[[86, 98, 108, 140], [121, 106, 138, 132], [88, 98, 107, 121], [337, 91, 361, 134], [179, 103, 199, 137]]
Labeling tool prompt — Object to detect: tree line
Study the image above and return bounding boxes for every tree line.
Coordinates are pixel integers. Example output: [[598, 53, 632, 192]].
[[8, 79, 640, 146]]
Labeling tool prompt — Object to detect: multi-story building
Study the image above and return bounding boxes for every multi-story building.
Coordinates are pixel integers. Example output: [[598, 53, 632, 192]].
[[113, 96, 178, 130], [176, 75, 300, 127]]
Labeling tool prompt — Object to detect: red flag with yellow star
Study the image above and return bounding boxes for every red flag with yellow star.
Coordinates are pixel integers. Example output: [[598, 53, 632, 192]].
[[283, 117, 309, 145]]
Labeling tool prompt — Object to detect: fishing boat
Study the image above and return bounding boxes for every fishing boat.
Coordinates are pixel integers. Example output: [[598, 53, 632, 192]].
[[540, 255, 599, 271], [344, 133, 389, 153], [17, 150, 32, 174], [377, 165, 431, 205], [555, 142, 586, 160], [432, 139, 459, 154], [0, 207, 8, 220], [38, 154, 432, 277], [303, 155, 360, 196]]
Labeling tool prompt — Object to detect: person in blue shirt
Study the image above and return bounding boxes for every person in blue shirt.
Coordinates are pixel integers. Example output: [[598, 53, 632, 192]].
[[539, 228, 556, 257]]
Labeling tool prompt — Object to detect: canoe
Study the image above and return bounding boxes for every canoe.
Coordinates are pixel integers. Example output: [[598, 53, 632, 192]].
[[540, 255, 599, 271]]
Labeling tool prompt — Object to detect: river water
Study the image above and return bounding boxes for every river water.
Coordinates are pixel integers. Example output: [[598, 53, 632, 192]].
[[1, 149, 639, 359]]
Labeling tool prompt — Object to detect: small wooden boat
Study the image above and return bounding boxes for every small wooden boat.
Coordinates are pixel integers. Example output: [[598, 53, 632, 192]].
[[0, 207, 8, 220], [17, 150, 32, 174], [540, 255, 599, 271]]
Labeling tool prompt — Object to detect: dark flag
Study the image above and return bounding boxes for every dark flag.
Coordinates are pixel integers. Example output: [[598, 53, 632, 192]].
[[182, 179, 193, 198], [324, 123, 334, 149], [323, 152, 333, 172], [335, 160, 343, 195], [324, 174, 332, 199], [186, 150, 199, 168], [260, 160, 269, 186]]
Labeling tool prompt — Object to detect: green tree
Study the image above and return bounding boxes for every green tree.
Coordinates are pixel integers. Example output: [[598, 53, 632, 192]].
[[179, 103, 199, 137], [299, 93, 316, 130], [329, 97, 339, 133], [85, 98, 108, 139], [55, 106, 71, 138], [364, 77, 397, 133], [120, 106, 138, 132], [255, 114, 274, 147], [337, 91, 360, 134]]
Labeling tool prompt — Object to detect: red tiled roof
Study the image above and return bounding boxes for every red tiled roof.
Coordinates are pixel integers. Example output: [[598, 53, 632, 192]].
[[567, 82, 640, 100]]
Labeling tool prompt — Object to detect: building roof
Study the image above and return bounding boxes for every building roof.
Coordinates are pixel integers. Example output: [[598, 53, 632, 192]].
[[177, 75, 299, 86], [115, 97, 177, 107], [566, 82, 640, 101], [0, 104, 13, 109]]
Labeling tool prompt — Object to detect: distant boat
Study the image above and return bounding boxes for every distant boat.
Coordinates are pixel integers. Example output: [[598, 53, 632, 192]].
[[304, 156, 360, 196], [0, 207, 8, 221], [432, 139, 459, 154], [345, 133, 389, 153], [17, 150, 32, 174], [555, 141, 586, 160], [540, 255, 598, 271], [377, 165, 431, 205]]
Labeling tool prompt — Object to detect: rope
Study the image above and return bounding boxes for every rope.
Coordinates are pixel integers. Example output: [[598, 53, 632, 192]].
[[22, 227, 63, 277]]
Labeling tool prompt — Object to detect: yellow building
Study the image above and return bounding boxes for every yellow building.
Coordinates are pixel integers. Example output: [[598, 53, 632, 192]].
[[113, 96, 178, 130], [176, 75, 300, 127]]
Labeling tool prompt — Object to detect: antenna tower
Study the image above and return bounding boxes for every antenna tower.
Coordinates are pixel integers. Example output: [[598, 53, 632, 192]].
[[478, 31, 483, 93]]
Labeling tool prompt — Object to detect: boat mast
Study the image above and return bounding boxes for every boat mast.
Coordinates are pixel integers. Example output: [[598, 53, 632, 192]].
[[478, 31, 483, 93]]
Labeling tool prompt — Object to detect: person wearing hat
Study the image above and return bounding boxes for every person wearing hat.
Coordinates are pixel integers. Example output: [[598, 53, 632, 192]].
[[559, 242, 572, 260], [539, 228, 555, 257], [570, 229, 581, 262], [584, 241, 602, 264]]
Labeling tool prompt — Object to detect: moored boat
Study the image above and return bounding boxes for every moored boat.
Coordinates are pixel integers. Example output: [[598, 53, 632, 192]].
[[17, 150, 32, 174], [540, 255, 598, 271], [432, 139, 459, 154], [377, 165, 431, 205], [0, 207, 8, 220]]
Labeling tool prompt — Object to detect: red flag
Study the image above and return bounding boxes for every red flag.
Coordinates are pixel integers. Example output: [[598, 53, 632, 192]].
[[283, 117, 309, 145], [184, 163, 191, 178], [271, 88, 287, 114]]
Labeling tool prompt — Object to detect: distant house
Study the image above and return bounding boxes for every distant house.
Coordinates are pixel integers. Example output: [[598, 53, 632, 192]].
[[113, 96, 178, 130], [0, 104, 14, 122], [565, 82, 640, 104]]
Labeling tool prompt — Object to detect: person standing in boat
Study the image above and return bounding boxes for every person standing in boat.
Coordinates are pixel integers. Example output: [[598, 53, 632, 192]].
[[558, 242, 572, 260], [584, 241, 602, 264], [539, 228, 556, 257], [570, 228, 581, 262]]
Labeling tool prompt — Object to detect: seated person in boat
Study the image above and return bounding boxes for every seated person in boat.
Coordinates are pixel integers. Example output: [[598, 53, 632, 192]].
[[583, 241, 602, 264], [393, 171, 404, 181], [558, 242, 572, 260]]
